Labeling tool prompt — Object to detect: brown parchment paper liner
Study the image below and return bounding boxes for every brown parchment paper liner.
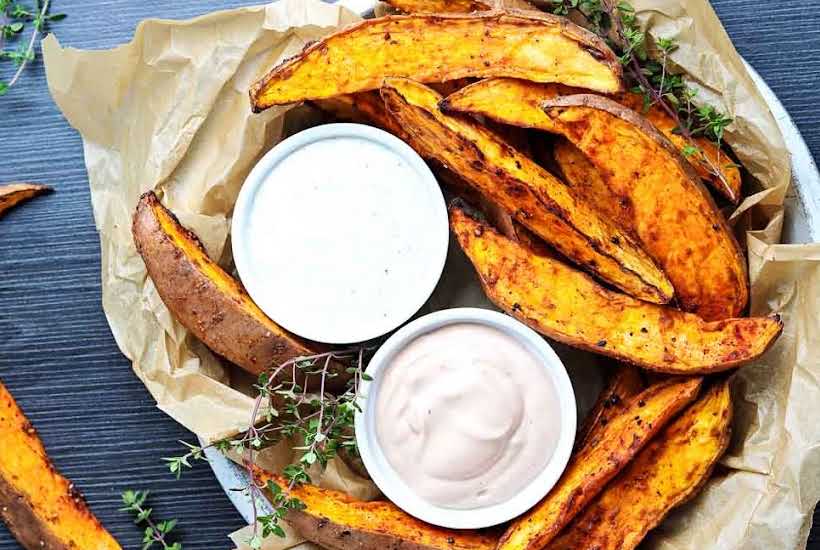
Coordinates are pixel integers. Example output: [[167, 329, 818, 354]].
[[42, 1, 818, 549]]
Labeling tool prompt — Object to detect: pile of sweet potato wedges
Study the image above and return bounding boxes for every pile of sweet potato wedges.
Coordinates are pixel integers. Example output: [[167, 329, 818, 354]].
[[124, 3, 784, 550]]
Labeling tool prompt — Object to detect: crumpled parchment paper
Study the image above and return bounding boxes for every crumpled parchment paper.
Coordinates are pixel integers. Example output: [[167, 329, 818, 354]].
[[42, 0, 820, 549]]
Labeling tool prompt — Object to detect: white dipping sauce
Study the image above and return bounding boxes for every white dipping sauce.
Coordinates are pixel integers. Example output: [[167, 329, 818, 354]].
[[375, 323, 561, 510], [235, 128, 447, 344]]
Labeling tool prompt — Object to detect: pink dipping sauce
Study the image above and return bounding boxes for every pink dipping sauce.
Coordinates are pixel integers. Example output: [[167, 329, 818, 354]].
[[375, 323, 561, 510]]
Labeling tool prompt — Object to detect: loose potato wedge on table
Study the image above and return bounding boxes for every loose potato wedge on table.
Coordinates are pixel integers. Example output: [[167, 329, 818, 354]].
[[249, 11, 623, 111], [547, 380, 733, 550], [450, 206, 782, 373], [254, 467, 497, 550], [498, 377, 702, 550], [0, 380, 121, 550], [132, 192, 336, 384], [381, 77, 674, 304], [0, 183, 51, 218], [575, 364, 645, 451], [443, 78, 749, 320]]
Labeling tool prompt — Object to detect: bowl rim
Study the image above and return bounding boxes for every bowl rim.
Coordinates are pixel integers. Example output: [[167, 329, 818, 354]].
[[231, 122, 449, 344], [354, 307, 578, 529]]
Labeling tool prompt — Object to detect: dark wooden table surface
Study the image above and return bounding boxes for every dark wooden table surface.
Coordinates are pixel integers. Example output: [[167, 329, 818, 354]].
[[1, 1, 819, 548]]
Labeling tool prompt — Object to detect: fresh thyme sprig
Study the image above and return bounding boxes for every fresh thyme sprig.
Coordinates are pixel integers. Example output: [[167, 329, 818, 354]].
[[549, 0, 735, 193], [164, 348, 371, 549], [120, 490, 183, 550], [0, 0, 65, 95]]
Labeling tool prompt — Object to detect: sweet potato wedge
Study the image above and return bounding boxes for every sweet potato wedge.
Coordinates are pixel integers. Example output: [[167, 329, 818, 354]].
[[132, 192, 333, 382], [249, 11, 622, 111], [551, 139, 635, 235], [0, 182, 51, 218], [254, 467, 497, 550], [616, 92, 742, 203], [540, 94, 748, 320], [0, 379, 121, 550], [575, 364, 645, 451], [382, 78, 673, 304], [442, 78, 748, 320], [450, 206, 782, 373], [547, 380, 733, 550], [442, 79, 741, 202], [497, 377, 702, 550], [384, 0, 536, 13]]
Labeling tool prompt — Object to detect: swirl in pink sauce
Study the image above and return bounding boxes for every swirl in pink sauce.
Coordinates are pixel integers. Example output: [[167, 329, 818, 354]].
[[375, 323, 561, 510]]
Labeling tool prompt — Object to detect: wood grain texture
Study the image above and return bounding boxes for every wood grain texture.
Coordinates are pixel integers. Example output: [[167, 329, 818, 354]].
[[0, 0, 818, 548]]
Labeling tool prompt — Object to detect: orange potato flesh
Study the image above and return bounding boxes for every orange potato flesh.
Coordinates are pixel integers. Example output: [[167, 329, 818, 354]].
[[497, 377, 702, 550], [547, 380, 733, 550], [443, 78, 748, 320], [0, 380, 121, 550], [382, 77, 673, 304], [0, 183, 51, 218], [254, 467, 497, 550], [451, 206, 782, 373], [250, 11, 622, 111]]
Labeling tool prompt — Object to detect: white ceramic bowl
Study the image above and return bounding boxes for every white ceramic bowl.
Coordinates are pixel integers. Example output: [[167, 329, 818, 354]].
[[355, 308, 577, 529], [232, 123, 448, 344]]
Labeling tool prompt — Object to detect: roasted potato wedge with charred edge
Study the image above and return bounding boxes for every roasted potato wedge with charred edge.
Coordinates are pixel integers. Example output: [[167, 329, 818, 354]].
[[250, 11, 622, 111], [0, 380, 121, 550], [254, 467, 497, 550], [547, 380, 733, 550], [575, 364, 645, 451], [441, 79, 741, 202], [451, 205, 782, 373], [381, 77, 673, 304], [498, 377, 702, 550], [442, 78, 748, 320], [132, 192, 345, 387]]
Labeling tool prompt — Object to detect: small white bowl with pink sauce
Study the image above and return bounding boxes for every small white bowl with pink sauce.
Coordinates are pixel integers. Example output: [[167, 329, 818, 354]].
[[355, 308, 577, 529]]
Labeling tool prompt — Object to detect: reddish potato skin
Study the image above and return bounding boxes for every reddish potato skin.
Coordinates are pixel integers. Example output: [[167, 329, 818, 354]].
[[132, 192, 339, 386]]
